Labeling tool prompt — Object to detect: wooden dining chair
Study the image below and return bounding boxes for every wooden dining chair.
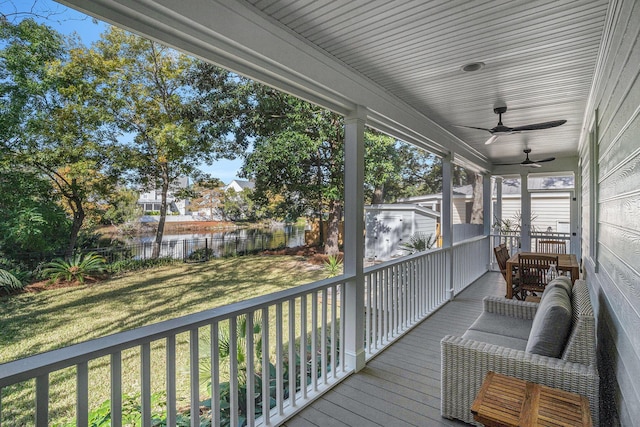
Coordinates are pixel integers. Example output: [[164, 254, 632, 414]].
[[518, 253, 559, 299], [536, 240, 566, 254], [494, 244, 521, 300]]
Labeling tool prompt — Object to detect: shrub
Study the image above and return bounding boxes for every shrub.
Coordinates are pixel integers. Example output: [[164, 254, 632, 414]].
[[106, 257, 177, 275], [187, 247, 213, 262], [323, 254, 343, 278], [0, 268, 24, 295], [58, 391, 190, 427], [400, 232, 438, 254], [42, 252, 107, 284], [65, 328, 338, 427]]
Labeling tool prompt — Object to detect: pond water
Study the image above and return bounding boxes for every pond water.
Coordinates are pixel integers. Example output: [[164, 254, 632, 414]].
[[111, 224, 307, 261], [132, 224, 305, 245]]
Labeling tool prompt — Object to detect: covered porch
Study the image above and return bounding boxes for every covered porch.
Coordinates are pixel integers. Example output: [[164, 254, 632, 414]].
[[3, 0, 638, 425]]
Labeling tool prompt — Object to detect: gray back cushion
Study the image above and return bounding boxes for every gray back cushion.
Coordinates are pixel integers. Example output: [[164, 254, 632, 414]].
[[525, 285, 572, 357], [543, 276, 572, 300]]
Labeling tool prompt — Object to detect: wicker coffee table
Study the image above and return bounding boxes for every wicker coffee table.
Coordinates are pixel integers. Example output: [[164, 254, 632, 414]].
[[471, 371, 592, 426]]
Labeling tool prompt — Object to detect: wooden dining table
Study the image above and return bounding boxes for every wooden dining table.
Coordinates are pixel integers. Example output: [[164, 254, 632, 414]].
[[505, 252, 580, 299]]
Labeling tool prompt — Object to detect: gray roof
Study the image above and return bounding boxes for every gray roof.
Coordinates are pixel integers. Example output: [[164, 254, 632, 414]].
[[225, 180, 255, 190]]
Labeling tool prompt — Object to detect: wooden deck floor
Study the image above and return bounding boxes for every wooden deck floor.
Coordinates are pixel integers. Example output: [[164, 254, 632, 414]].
[[283, 271, 505, 427]]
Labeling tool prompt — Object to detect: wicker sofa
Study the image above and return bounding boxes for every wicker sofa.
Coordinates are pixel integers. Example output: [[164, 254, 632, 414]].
[[441, 279, 599, 426]]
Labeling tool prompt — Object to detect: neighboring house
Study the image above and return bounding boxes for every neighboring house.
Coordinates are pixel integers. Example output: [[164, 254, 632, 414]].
[[137, 176, 191, 215], [399, 176, 573, 233], [499, 177, 573, 233], [191, 180, 256, 220], [224, 179, 255, 193], [365, 204, 440, 261]]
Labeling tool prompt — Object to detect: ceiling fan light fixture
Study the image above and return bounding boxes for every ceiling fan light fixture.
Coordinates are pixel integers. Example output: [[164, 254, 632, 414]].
[[461, 62, 485, 72]]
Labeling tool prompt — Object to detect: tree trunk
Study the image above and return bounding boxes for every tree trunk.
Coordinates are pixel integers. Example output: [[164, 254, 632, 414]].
[[153, 163, 170, 258], [324, 199, 341, 256], [470, 173, 483, 224], [372, 185, 385, 204], [65, 195, 85, 259]]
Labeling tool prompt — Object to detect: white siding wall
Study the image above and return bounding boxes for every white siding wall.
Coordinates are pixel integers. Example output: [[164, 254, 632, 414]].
[[452, 198, 467, 224], [364, 206, 438, 260], [501, 194, 571, 232], [581, 2, 640, 424]]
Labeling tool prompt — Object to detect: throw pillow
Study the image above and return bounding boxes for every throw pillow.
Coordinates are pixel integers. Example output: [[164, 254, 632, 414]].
[[542, 276, 572, 301], [525, 285, 572, 357]]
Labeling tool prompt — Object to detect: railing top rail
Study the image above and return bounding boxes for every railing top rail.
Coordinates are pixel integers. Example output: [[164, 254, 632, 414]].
[[491, 232, 571, 237], [452, 235, 487, 247], [0, 273, 351, 387], [364, 235, 488, 273], [530, 231, 571, 237], [364, 246, 446, 272]]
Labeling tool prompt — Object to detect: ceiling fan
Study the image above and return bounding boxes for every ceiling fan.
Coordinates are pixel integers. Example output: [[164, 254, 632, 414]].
[[495, 149, 555, 168], [454, 106, 567, 145]]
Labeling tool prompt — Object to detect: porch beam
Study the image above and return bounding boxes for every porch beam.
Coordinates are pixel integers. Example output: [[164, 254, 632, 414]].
[[343, 106, 366, 372]]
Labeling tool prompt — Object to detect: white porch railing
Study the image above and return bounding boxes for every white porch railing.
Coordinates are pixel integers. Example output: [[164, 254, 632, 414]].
[[363, 236, 489, 359], [0, 237, 490, 426], [489, 231, 572, 270], [452, 236, 490, 295], [490, 231, 571, 267], [530, 231, 571, 253], [0, 277, 349, 427]]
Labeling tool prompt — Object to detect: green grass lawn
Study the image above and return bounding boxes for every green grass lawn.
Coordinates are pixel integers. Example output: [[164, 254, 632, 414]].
[[0, 255, 328, 425]]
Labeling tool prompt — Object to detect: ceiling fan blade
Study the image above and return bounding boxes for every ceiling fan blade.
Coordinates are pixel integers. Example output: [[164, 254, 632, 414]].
[[484, 135, 499, 145], [534, 157, 556, 163], [511, 120, 567, 132], [494, 161, 521, 166], [521, 162, 542, 168], [453, 124, 493, 133]]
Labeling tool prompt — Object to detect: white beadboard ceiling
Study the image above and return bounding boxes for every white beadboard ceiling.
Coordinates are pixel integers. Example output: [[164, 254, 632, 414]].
[[244, 0, 608, 166], [61, 0, 609, 169]]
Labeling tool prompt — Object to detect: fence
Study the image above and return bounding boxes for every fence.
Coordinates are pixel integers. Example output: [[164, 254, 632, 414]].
[[12, 232, 305, 269]]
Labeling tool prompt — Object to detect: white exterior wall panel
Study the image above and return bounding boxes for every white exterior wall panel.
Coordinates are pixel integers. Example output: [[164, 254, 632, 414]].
[[581, 1, 640, 424]]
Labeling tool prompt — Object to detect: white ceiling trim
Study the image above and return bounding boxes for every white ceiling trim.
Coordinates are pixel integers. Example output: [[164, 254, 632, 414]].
[[59, 0, 491, 170]]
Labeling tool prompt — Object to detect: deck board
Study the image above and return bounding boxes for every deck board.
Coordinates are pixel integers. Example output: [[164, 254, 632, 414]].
[[283, 271, 504, 427]]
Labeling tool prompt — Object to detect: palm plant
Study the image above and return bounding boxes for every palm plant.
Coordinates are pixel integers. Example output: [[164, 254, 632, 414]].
[[198, 313, 263, 387], [197, 313, 264, 426], [400, 232, 438, 254], [323, 254, 343, 278], [0, 268, 24, 294], [43, 252, 107, 284]]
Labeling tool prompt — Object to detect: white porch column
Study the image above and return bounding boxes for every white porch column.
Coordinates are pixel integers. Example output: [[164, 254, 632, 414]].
[[494, 177, 503, 228], [442, 155, 454, 299], [571, 173, 581, 259], [343, 106, 366, 372], [483, 174, 492, 236], [520, 172, 531, 251], [442, 155, 454, 248]]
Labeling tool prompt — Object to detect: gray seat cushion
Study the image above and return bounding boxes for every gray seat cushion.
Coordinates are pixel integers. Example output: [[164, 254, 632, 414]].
[[467, 312, 533, 341], [525, 285, 572, 357]]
